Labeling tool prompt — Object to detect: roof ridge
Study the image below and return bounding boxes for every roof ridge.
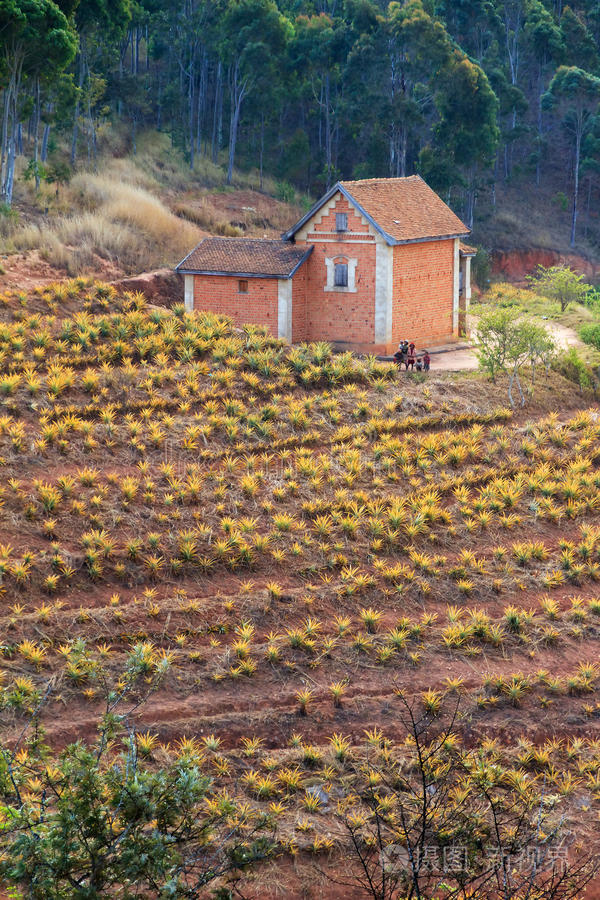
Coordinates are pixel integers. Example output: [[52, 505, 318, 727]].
[[282, 176, 469, 244], [340, 175, 421, 184], [203, 236, 291, 244]]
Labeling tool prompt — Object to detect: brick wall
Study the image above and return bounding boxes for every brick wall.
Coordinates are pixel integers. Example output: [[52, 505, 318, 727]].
[[296, 195, 377, 346], [193, 274, 279, 336], [392, 239, 455, 351]]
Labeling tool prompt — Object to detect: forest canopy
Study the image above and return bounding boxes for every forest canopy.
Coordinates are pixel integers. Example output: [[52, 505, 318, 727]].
[[1, 0, 600, 244]]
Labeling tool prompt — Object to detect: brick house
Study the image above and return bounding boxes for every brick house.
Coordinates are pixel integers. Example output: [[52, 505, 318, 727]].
[[176, 176, 476, 353]]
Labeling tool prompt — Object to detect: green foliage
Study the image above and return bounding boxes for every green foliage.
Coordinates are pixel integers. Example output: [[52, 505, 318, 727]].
[[552, 346, 598, 392], [528, 265, 590, 312], [0, 0, 600, 242], [275, 180, 295, 203], [543, 66, 600, 245], [0, 0, 77, 204], [552, 191, 569, 212], [579, 322, 600, 350], [0, 652, 275, 899], [476, 305, 555, 405], [471, 247, 490, 290]]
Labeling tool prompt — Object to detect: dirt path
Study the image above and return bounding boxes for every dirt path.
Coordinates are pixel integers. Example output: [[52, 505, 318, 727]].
[[431, 315, 584, 373], [430, 347, 479, 372]]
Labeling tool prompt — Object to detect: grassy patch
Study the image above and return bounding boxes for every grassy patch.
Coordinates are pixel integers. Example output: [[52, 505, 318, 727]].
[[12, 175, 201, 275], [3, 128, 308, 276]]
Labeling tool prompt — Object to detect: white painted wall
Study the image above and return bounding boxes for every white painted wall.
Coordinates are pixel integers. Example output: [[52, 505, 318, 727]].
[[374, 237, 393, 345], [184, 275, 194, 313], [465, 256, 472, 303], [277, 279, 293, 342], [452, 238, 460, 334]]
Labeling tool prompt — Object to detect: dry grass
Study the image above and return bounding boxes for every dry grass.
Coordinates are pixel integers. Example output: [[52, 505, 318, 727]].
[[173, 201, 242, 237], [4, 128, 307, 276], [12, 170, 201, 275], [472, 168, 600, 256]]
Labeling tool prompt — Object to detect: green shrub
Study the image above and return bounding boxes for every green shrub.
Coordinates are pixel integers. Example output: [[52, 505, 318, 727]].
[[584, 287, 600, 312], [552, 347, 598, 391], [579, 322, 600, 350], [472, 247, 491, 290], [275, 180, 295, 203], [551, 191, 569, 212]]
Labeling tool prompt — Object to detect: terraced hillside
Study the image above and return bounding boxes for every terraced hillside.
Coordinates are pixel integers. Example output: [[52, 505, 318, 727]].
[[0, 280, 600, 897]]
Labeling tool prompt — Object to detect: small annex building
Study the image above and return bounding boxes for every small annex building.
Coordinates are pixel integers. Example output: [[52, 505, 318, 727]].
[[175, 176, 476, 354]]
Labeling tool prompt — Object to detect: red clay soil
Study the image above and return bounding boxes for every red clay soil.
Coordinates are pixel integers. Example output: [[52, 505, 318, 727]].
[[2, 282, 600, 896], [110, 266, 183, 306], [491, 247, 600, 283], [0, 248, 123, 290]]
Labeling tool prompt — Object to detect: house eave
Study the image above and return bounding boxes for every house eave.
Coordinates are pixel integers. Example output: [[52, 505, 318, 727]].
[[390, 232, 471, 246], [177, 269, 289, 279]]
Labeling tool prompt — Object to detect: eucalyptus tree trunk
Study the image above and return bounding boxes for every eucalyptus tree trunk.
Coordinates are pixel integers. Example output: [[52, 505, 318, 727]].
[[188, 54, 195, 170], [323, 72, 332, 188], [570, 124, 581, 247], [211, 61, 223, 164], [226, 59, 248, 185], [0, 52, 24, 206], [70, 37, 86, 166], [41, 123, 50, 162], [33, 77, 41, 190]]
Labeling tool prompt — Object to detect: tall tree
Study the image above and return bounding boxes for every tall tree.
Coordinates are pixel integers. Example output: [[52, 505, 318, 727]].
[[525, 0, 564, 185], [426, 50, 499, 226], [292, 12, 348, 188], [387, 0, 453, 177], [560, 5, 599, 71], [543, 65, 600, 245], [70, 0, 131, 166], [0, 0, 77, 204], [220, 0, 288, 185]]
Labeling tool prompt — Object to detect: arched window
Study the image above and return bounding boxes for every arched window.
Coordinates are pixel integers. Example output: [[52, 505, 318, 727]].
[[325, 255, 357, 292]]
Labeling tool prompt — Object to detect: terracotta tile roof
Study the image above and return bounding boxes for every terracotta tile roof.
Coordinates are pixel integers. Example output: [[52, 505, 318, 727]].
[[338, 176, 469, 243], [176, 238, 312, 277], [460, 242, 477, 256]]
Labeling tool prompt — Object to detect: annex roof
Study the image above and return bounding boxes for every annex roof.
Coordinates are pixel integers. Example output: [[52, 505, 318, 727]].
[[460, 242, 477, 256], [176, 237, 313, 278], [282, 176, 469, 246]]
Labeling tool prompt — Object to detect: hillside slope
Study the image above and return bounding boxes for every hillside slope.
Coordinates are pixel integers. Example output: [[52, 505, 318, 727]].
[[0, 132, 305, 288], [1, 130, 598, 295], [0, 279, 600, 894]]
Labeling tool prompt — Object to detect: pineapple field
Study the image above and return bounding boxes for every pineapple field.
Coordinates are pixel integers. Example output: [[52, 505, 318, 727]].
[[2, 279, 600, 897]]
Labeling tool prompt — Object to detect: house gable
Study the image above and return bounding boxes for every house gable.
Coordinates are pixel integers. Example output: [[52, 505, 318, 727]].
[[284, 186, 390, 245]]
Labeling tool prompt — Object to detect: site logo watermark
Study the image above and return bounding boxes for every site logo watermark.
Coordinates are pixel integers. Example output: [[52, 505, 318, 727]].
[[380, 843, 569, 876]]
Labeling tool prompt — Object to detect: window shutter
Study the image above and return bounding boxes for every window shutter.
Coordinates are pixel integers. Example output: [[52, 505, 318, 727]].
[[334, 263, 348, 287], [336, 213, 348, 233]]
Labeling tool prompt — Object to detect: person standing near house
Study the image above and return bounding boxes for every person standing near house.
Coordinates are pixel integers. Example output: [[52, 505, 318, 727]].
[[406, 349, 415, 371], [423, 351, 431, 372]]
